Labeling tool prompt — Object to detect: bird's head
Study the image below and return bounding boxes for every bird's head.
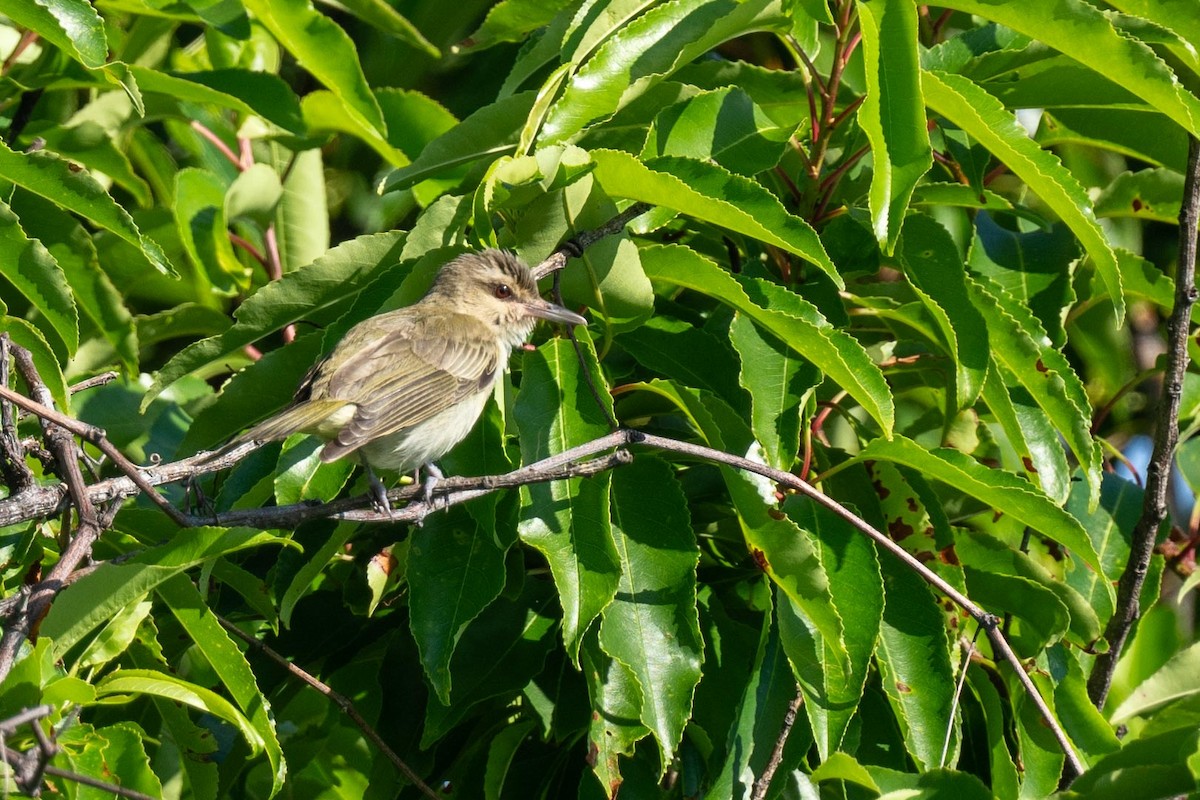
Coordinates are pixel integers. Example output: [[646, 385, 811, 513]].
[[430, 250, 587, 346]]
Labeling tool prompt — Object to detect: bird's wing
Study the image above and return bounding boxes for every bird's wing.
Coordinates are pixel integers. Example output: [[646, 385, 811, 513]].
[[320, 313, 500, 461]]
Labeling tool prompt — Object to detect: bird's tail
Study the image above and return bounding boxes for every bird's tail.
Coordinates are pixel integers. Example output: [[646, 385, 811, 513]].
[[200, 400, 350, 462]]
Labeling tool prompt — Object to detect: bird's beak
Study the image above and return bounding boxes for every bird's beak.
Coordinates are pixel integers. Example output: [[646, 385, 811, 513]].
[[523, 298, 588, 327]]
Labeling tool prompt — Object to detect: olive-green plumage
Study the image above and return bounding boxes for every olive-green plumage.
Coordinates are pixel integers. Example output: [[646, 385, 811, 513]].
[[229, 249, 585, 474]]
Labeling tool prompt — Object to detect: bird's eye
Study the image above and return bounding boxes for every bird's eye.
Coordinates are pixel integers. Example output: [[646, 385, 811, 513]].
[[494, 284, 513, 299]]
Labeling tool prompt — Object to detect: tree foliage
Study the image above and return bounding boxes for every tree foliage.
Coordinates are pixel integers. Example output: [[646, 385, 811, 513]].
[[1, 0, 1198, 797]]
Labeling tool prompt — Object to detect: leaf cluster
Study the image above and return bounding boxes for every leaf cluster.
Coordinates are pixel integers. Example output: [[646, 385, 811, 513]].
[[1, 0, 1199, 798]]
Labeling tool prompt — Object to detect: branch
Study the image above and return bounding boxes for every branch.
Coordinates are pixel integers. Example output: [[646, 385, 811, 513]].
[[0, 345, 117, 683], [1088, 135, 1200, 709], [627, 431, 1086, 777], [531, 202, 652, 280], [217, 616, 440, 799]]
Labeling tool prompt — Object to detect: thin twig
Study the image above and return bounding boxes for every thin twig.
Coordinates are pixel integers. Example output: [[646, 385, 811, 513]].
[[1088, 135, 1200, 710], [67, 372, 119, 395], [191, 120, 241, 169], [531, 202, 652, 280], [0, 375, 190, 526], [0, 337, 34, 493], [216, 616, 441, 800], [752, 688, 803, 799], [0, 346, 108, 682]]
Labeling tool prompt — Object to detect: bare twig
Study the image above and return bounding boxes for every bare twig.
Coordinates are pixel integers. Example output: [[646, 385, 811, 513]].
[[531, 202, 652, 280], [752, 689, 803, 799], [67, 371, 119, 395], [1088, 135, 1200, 710], [0, 346, 110, 682], [217, 616, 440, 799], [0, 338, 34, 493], [0, 375, 190, 526]]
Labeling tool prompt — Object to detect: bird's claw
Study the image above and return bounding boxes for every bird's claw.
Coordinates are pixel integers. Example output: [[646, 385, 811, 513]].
[[366, 468, 394, 517]]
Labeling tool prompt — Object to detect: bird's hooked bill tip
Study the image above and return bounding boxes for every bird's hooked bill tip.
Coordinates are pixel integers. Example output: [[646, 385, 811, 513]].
[[524, 301, 588, 327]]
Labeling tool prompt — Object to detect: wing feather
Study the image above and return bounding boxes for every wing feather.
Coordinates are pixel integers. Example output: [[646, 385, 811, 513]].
[[320, 312, 500, 459]]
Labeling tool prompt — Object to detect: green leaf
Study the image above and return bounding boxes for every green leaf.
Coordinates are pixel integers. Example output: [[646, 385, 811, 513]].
[[274, 147, 330, 274], [966, 670, 1021, 798], [781, 499, 883, 758], [642, 87, 799, 176], [422, 584, 558, 745], [156, 575, 286, 794], [408, 504, 508, 704], [6, 0, 107, 68], [966, 272, 1101, 505], [226, 162, 283, 225], [242, 0, 386, 138], [639, 243, 893, 435], [378, 92, 535, 194], [706, 610, 807, 800], [41, 527, 289, 658], [617, 316, 747, 412], [1112, 640, 1200, 724], [1095, 168, 1185, 223], [582, 632, 648, 793], [729, 468, 844, 663], [592, 150, 840, 285], [51, 723, 163, 799], [174, 167, 247, 295], [855, 435, 1106, 579], [935, 0, 1200, 137], [910, 182, 1014, 211], [26, 117, 152, 207], [1068, 726, 1200, 799], [897, 214, 988, 410], [0, 200, 79, 359], [856, 0, 931, 251], [333, 0, 438, 57], [75, 600, 153, 671], [730, 313, 817, 471], [980, 364, 1071, 503], [875, 555, 958, 771], [599, 457, 703, 766], [1064, 473, 1144, 628], [969, 211, 1077, 348], [0, 316, 70, 412], [539, 0, 790, 144], [0, 140, 175, 277], [958, 530, 1100, 649], [10, 190, 136, 374], [130, 67, 307, 135], [1106, 0, 1200, 68], [555, 177, 655, 330], [274, 434, 356, 504], [516, 337, 620, 663], [1037, 107, 1190, 171], [922, 69, 1124, 322], [458, 0, 564, 51], [280, 522, 358, 627], [145, 230, 408, 408], [94, 669, 264, 754]]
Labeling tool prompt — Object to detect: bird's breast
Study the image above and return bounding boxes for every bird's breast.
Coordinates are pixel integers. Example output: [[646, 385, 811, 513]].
[[356, 387, 493, 473]]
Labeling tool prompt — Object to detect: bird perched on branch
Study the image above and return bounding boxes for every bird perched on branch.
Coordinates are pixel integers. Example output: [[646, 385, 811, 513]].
[[217, 249, 587, 510]]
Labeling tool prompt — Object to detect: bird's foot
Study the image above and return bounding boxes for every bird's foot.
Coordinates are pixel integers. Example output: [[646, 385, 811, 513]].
[[420, 462, 445, 507], [366, 468, 394, 517], [408, 462, 445, 527]]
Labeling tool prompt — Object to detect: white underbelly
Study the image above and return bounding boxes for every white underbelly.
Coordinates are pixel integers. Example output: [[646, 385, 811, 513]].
[[357, 388, 492, 473]]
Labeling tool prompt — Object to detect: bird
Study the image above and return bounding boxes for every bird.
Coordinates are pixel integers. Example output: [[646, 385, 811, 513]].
[[215, 249, 587, 511]]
